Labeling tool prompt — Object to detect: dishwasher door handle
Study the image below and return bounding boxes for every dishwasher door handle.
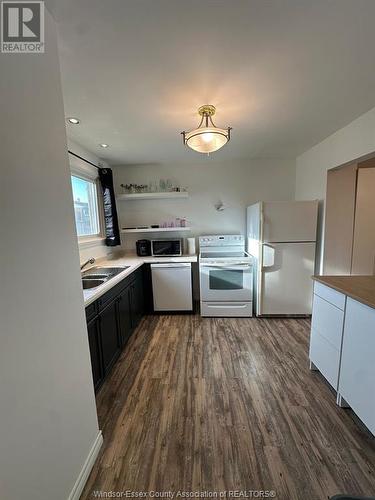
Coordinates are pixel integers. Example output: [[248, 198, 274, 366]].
[[151, 263, 191, 268]]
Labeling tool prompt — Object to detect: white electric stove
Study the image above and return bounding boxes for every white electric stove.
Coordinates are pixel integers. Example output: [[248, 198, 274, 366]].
[[199, 235, 253, 317]]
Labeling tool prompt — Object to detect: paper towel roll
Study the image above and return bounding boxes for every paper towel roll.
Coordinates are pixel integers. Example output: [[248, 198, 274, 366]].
[[187, 237, 196, 255]]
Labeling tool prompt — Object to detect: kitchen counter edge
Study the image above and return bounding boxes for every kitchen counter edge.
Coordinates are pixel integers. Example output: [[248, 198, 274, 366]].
[[83, 254, 197, 307]]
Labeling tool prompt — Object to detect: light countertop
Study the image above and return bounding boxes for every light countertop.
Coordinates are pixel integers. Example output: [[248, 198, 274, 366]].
[[83, 252, 197, 306], [313, 275, 375, 309]]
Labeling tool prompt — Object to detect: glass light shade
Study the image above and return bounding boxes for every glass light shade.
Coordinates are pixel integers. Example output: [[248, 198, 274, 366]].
[[185, 126, 229, 153]]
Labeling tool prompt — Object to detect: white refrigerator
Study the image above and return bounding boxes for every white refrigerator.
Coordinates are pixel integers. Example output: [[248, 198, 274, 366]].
[[247, 201, 318, 316]]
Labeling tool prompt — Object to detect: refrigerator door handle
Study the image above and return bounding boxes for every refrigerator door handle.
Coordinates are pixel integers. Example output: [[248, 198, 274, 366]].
[[262, 244, 275, 268], [258, 202, 264, 315]]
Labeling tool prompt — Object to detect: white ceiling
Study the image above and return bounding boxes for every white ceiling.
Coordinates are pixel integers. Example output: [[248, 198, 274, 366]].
[[48, 0, 375, 165]]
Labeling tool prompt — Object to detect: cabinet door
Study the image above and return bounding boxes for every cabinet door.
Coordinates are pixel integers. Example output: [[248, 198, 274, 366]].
[[311, 295, 345, 350], [339, 298, 375, 435], [99, 300, 121, 374], [118, 286, 132, 347], [130, 272, 144, 329], [309, 290, 345, 390], [87, 317, 104, 392]]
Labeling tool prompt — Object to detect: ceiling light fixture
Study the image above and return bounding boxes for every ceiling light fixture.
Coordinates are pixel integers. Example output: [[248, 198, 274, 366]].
[[99, 143, 109, 148], [181, 105, 232, 155], [67, 117, 80, 124]]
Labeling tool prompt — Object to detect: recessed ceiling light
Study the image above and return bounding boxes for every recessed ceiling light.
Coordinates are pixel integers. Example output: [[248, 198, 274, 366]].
[[67, 117, 80, 124], [99, 143, 109, 148]]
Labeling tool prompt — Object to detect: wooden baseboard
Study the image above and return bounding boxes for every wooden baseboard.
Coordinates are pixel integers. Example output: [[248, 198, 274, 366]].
[[68, 431, 103, 500]]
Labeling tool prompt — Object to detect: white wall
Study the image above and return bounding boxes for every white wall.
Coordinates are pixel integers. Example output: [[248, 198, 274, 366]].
[[295, 106, 375, 272], [113, 159, 296, 251], [295, 106, 375, 200], [0, 10, 101, 500], [67, 139, 114, 262]]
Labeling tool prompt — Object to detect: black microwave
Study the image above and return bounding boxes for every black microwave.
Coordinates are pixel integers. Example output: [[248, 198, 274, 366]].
[[151, 239, 182, 257]]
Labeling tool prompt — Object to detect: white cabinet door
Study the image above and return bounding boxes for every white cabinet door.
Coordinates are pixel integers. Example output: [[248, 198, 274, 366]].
[[309, 291, 345, 389], [338, 298, 375, 435], [309, 292, 345, 390], [309, 329, 341, 389]]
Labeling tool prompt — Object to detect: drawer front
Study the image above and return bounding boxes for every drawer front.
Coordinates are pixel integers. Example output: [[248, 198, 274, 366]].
[[201, 301, 253, 317], [309, 329, 340, 390], [314, 281, 346, 310], [311, 294, 345, 349]]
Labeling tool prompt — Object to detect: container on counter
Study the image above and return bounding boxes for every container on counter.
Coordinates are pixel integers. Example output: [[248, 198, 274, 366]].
[[187, 237, 196, 255]]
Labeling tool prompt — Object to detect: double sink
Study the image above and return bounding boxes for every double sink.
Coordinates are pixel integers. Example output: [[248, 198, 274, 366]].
[[82, 266, 129, 289]]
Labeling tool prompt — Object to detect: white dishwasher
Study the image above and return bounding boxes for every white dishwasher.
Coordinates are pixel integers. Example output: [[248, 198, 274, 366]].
[[151, 263, 193, 311]]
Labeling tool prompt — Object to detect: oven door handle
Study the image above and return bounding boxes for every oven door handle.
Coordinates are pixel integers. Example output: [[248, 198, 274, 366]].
[[206, 303, 249, 309], [201, 264, 252, 270]]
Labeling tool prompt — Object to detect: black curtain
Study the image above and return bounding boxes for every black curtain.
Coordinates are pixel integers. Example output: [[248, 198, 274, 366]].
[[99, 168, 121, 246]]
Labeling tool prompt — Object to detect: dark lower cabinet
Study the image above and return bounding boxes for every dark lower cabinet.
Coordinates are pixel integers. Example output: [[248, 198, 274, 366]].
[[100, 299, 121, 374], [85, 266, 145, 392], [87, 317, 103, 391], [130, 270, 145, 329], [118, 286, 132, 347]]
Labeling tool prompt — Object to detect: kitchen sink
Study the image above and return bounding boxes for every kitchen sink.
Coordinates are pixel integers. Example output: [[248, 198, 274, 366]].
[[82, 266, 128, 278], [81, 266, 130, 290], [82, 278, 106, 289], [81, 273, 109, 279]]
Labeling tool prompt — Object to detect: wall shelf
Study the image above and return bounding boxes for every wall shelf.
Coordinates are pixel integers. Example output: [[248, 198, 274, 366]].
[[117, 192, 189, 201], [121, 227, 191, 234]]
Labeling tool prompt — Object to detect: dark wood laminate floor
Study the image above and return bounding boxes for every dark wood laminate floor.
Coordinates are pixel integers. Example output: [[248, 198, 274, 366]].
[[80, 315, 375, 500]]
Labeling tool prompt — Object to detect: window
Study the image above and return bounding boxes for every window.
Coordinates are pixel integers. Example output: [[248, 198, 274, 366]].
[[209, 269, 244, 290], [71, 175, 100, 237]]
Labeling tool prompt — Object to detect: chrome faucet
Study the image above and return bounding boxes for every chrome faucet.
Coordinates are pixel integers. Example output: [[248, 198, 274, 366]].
[[80, 257, 95, 271]]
